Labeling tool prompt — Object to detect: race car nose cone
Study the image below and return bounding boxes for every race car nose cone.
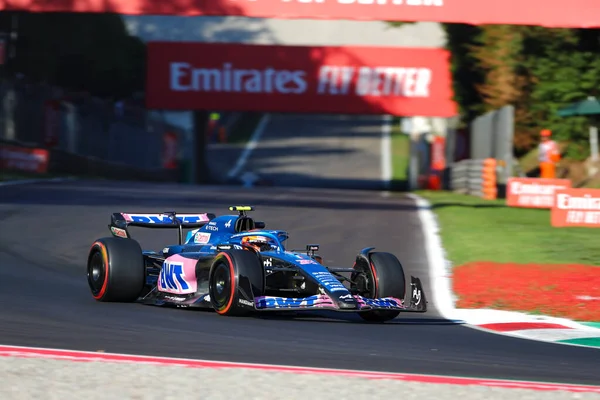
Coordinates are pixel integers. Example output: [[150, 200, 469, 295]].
[[338, 301, 358, 309], [336, 294, 359, 309]]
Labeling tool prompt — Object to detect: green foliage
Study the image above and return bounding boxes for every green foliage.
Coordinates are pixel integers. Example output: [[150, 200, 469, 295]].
[[387, 21, 600, 160], [4, 12, 145, 99], [519, 27, 600, 159], [441, 24, 485, 125]]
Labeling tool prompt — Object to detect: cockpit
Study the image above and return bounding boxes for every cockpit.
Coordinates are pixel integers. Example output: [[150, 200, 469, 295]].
[[241, 235, 279, 252], [238, 231, 288, 253]]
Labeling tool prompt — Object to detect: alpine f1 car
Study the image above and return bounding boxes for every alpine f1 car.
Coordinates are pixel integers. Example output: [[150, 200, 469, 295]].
[[87, 206, 427, 322]]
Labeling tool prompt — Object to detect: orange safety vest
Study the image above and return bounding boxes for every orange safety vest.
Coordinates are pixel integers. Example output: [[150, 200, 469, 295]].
[[539, 140, 560, 179], [539, 140, 560, 163]]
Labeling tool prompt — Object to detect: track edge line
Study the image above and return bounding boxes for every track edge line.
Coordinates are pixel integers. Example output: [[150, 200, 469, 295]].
[[0, 344, 599, 392]]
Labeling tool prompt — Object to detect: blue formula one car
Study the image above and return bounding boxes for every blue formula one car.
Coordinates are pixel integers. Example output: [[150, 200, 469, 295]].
[[86, 206, 427, 322]]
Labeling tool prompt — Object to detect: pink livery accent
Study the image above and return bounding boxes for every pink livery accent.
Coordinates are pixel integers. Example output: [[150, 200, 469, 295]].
[[157, 254, 198, 295], [121, 213, 211, 223]]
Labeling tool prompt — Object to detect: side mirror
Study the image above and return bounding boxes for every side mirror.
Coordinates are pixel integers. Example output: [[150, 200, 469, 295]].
[[307, 244, 319, 252], [255, 221, 266, 229]]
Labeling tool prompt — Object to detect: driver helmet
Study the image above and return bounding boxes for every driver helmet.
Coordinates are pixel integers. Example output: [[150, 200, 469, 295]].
[[241, 235, 276, 252]]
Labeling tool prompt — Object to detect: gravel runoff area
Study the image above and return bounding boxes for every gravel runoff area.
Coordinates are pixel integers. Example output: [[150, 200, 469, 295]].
[[1, 357, 599, 400]]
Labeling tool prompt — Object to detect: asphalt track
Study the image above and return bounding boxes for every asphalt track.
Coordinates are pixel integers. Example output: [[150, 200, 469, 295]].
[[1, 180, 599, 385]]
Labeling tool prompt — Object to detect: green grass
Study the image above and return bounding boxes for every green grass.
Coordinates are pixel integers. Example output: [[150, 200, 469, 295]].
[[416, 190, 600, 267], [390, 118, 410, 182]]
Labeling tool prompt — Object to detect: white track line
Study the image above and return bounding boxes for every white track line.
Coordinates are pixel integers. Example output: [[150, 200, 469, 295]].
[[227, 113, 271, 179], [406, 193, 457, 320], [408, 192, 600, 348], [381, 114, 392, 190], [1, 344, 599, 392]]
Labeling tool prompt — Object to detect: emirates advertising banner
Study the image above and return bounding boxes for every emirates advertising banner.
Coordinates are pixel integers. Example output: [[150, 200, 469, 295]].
[[146, 42, 457, 117], [551, 188, 600, 228], [2, 0, 598, 28]]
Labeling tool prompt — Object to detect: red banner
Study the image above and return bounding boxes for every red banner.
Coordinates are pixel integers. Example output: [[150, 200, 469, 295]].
[[3, 0, 598, 28], [146, 43, 457, 117], [0, 144, 50, 173], [506, 177, 572, 209], [552, 188, 600, 228]]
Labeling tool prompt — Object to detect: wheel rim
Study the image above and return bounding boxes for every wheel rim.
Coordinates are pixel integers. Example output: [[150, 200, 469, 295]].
[[352, 268, 375, 298], [211, 262, 231, 308], [88, 251, 105, 297]]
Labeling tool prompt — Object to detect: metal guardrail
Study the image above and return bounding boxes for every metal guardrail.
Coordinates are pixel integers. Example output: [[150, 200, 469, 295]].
[[0, 79, 184, 173]]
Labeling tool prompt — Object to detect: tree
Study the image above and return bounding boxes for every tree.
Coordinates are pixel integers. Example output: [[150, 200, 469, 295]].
[[4, 12, 145, 99], [441, 23, 486, 125], [440, 23, 600, 159], [518, 27, 600, 159]]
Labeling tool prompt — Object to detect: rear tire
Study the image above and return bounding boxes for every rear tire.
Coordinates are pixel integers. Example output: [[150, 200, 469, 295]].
[[87, 237, 145, 302], [208, 250, 264, 316], [352, 252, 406, 323]]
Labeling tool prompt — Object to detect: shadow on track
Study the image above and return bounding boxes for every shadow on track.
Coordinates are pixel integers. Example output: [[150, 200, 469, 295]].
[[0, 181, 414, 210], [163, 306, 463, 326]]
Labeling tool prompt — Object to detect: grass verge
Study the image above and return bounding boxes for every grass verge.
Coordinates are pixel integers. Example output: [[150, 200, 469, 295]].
[[416, 190, 600, 267], [390, 119, 410, 182], [418, 190, 600, 321]]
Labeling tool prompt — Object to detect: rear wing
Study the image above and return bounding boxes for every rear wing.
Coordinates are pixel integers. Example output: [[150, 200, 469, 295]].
[[109, 211, 216, 245]]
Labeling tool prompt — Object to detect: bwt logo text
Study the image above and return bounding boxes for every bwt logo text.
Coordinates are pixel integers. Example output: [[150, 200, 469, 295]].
[[125, 214, 209, 224]]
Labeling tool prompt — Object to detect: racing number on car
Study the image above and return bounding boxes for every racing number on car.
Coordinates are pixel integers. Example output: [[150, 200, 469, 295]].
[[159, 261, 189, 291]]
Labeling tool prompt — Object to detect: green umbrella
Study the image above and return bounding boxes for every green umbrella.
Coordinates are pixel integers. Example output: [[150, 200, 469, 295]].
[[557, 96, 600, 163], [557, 96, 600, 117]]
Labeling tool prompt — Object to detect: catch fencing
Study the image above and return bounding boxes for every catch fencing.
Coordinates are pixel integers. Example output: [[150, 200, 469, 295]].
[[0, 79, 184, 171]]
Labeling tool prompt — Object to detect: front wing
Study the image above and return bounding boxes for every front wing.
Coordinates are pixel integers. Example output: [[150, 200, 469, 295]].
[[254, 294, 406, 311], [253, 276, 428, 313]]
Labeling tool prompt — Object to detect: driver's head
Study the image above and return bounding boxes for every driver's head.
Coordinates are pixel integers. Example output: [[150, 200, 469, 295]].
[[241, 236, 274, 252]]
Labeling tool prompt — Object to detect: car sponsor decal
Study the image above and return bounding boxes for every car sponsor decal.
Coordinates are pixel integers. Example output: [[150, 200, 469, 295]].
[[255, 294, 335, 309], [307, 271, 348, 292], [354, 296, 404, 309], [158, 261, 192, 293], [238, 299, 254, 307], [122, 213, 211, 224], [194, 232, 211, 244], [110, 226, 128, 238], [164, 295, 187, 302], [254, 294, 405, 310], [206, 221, 219, 231]]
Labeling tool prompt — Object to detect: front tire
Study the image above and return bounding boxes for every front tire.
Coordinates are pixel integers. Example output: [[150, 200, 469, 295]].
[[208, 250, 264, 316], [352, 252, 406, 323], [87, 237, 145, 302]]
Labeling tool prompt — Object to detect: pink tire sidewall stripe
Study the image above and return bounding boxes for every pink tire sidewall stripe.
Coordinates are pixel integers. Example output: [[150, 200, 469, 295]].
[[0, 344, 599, 393]]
